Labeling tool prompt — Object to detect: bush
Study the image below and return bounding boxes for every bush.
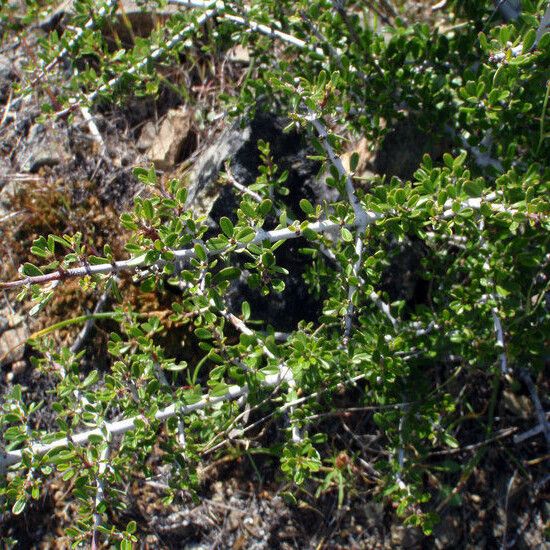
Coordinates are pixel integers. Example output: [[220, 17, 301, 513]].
[[1, 0, 549, 546]]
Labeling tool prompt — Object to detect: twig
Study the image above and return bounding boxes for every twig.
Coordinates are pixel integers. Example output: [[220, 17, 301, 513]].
[[91, 441, 110, 550], [225, 162, 339, 266], [54, 5, 219, 118], [501, 469, 517, 550], [221, 13, 324, 57], [517, 368, 550, 450], [535, 3, 550, 47], [0, 88, 13, 129], [33, 0, 119, 86], [80, 106, 106, 157], [491, 307, 509, 375], [0, 219, 342, 289], [428, 426, 517, 456], [514, 411, 550, 444], [70, 283, 112, 354], [307, 113, 376, 343], [447, 128, 504, 172], [368, 290, 398, 330], [224, 311, 301, 442]]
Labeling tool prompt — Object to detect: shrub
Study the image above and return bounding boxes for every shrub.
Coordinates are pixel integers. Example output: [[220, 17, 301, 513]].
[[1, 0, 549, 545]]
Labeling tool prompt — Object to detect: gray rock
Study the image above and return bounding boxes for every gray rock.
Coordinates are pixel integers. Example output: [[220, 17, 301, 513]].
[[495, 0, 521, 22], [18, 123, 72, 172]]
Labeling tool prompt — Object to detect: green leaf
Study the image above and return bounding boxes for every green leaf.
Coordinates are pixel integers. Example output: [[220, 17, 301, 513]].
[[194, 243, 208, 262], [522, 28, 536, 53], [341, 227, 353, 242], [126, 520, 137, 534], [394, 188, 406, 205], [219, 217, 234, 238], [12, 498, 26, 515], [140, 276, 156, 292], [142, 199, 154, 220], [493, 65, 507, 88], [194, 327, 212, 339], [241, 301, 251, 320], [463, 179, 484, 197], [236, 227, 256, 243], [21, 263, 44, 277], [299, 198, 314, 215], [212, 266, 241, 284], [258, 199, 273, 217], [350, 151, 359, 172]]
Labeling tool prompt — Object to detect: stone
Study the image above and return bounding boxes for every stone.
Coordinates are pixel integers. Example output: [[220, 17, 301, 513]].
[[0, 314, 28, 367], [0, 54, 14, 102], [227, 45, 251, 65], [137, 121, 157, 152], [495, 0, 520, 22], [147, 108, 197, 170], [341, 137, 374, 178], [373, 116, 450, 181], [433, 514, 461, 549], [502, 389, 533, 419], [390, 524, 422, 548], [181, 112, 337, 331], [18, 123, 72, 172]]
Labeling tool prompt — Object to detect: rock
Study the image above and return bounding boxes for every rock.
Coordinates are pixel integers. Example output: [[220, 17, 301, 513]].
[[183, 121, 252, 222], [495, 0, 520, 22], [137, 121, 157, 152], [341, 137, 374, 177], [390, 524, 422, 548], [182, 112, 336, 331], [227, 45, 251, 65], [18, 123, 72, 172], [433, 514, 461, 549], [0, 54, 14, 102], [0, 314, 28, 367], [364, 501, 384, 528], [373, 116, 450, 181], [147, 108, 197, 170], [502, 389, 532, 419]]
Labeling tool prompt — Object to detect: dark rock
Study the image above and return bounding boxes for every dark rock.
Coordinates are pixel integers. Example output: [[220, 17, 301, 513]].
[[186, 113, 335, 331], [373, 116, 450, 181], [495, 0, 520, 22], [0, 54, 14, 102]]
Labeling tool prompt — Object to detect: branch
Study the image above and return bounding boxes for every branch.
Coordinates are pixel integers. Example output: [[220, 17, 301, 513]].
[[54, 5, 219, 118], [0, 190, 520, 292], [222, 13, 324, 57], [32, 0, 119, 86], [513, 411, 550, 444], [0, 219, 341, 289], [0, 385, 248, 472], [91, 441, 110, 550], [307, 113, 380, 343]]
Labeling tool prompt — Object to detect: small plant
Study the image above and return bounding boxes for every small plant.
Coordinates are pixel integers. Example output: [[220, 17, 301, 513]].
[[1, 0, 549, 545]]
